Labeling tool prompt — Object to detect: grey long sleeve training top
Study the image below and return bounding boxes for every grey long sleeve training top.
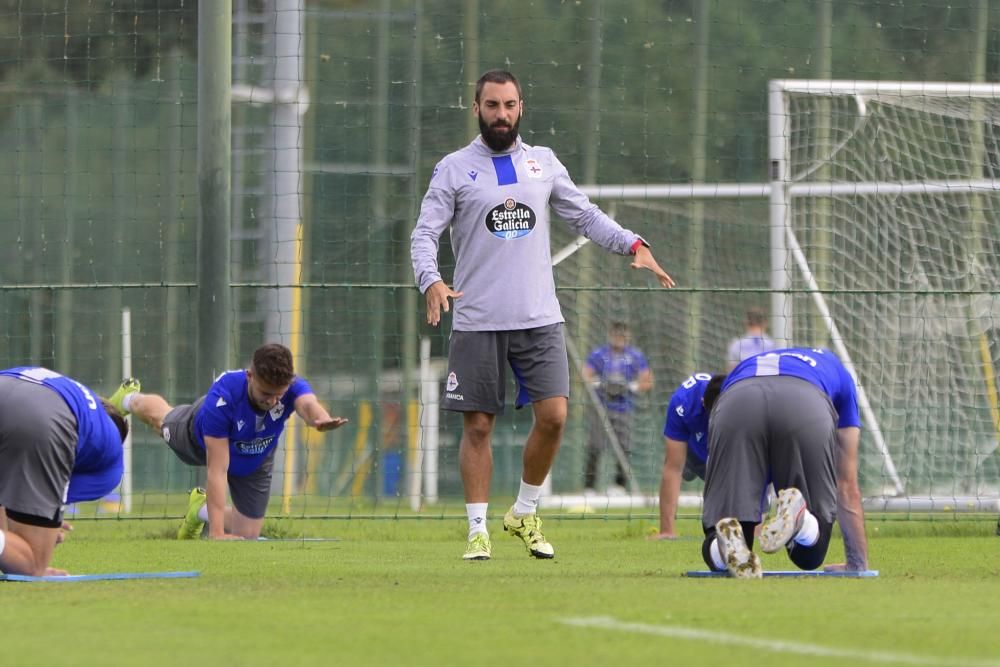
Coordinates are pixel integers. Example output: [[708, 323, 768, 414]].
[[410, 135, 644, 332]]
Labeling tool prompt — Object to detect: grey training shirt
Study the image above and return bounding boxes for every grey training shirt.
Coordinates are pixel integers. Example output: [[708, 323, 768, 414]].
[[410, 136, 643, 331]]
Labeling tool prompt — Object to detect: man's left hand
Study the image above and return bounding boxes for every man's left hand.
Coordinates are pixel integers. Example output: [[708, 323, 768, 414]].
[[313, 417, 350, 432], [630, 246, 675, 288], [55, 520, 73, 545]]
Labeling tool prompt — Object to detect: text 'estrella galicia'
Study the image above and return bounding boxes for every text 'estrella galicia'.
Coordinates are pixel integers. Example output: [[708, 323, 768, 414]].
[[485, 198, 536, 240]]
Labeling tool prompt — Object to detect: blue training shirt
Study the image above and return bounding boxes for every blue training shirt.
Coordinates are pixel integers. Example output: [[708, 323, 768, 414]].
[[193, 370, 314, 477], [585, 344, 650, 413], [0, 367, 124, 503], [662, 372, 713, 465], [722, 347, 861, 429]]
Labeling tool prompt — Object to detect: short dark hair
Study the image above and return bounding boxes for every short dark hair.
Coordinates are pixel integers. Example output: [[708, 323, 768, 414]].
[[609, 321, 629, 336], [745, 307, 767, 327], [252, 343, 296, 386], [100, 398, 130, 443], [701, 374, 728, 415], [475, 69, 522, 103]]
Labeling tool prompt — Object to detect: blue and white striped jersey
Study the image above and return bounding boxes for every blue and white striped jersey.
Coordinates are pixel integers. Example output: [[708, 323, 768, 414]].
[[723, 347, 861, 428]]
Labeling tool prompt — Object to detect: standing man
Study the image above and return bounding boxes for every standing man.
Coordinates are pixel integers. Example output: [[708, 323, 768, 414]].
[[410, 69, 674, 561], [581, 321, 654, 494], [117, 343, 349, 540], [0, 367, 129, 575], [700, 348, 869, 578], [726, 307, 777, 372], [649, 372, 724, 540]]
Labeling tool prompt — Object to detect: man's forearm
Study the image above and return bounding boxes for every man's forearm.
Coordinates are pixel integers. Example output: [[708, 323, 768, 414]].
[[837, 484, 868, 570]]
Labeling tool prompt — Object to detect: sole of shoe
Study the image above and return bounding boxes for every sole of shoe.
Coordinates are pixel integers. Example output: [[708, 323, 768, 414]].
[[715, 518, 762, 579], [760, 488, 806, 553]]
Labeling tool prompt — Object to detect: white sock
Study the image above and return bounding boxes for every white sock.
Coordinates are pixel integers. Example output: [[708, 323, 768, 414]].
[[794, 510, 820, 546], [513, 479, 543, 516], [197, 504, 209, 522], [709, 538, 726, 570], [466, 503, 488, 537], [121, 392, 137, 412], [0, 528, 6, 557]]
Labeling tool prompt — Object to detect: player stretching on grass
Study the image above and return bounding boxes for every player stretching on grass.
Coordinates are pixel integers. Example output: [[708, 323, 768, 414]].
[[0, 367, 129, 575], [410, 69, 675, 561], [648, 372, 725, 540], [700, 347, 869, 578], [114, 343, 348, 540]]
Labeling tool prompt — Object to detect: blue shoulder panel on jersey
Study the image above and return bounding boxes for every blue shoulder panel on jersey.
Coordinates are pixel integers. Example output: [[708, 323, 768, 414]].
[[684, 569, 879, 578], [1, 571, 201, 582], [492, 155, 518, 185]]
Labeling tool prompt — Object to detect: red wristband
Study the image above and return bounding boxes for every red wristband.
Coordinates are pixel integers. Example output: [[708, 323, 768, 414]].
[[630, 239, 647, 254]]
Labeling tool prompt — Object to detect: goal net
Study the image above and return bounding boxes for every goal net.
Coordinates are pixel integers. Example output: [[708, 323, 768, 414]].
[[771, 80, 1000, 510]]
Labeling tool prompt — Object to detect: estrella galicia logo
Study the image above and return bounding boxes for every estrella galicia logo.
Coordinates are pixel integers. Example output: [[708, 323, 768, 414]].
[[485, 198, 536, 240]]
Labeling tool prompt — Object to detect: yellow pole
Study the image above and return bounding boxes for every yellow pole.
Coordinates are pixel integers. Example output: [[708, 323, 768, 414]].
[[350, 401, 374, 497], [978, 333, 1000, 440], [282, 223, 305, 515], [407, 398, 420, 508]]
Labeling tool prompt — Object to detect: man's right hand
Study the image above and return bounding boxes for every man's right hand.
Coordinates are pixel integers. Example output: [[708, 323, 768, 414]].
[[424, 280, 463, 326]]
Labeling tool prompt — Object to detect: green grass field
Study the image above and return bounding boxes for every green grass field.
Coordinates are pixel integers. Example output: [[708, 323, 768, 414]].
[[3, 517, 999, 667]]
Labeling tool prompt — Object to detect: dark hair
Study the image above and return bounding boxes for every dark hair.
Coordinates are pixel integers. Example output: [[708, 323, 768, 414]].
[[701, 374, 728, 415], [475, 69, 522, 103], [745, 307, 767, 327], [609, 321, 629, 335], [100, 398, 130, 443], [252, 343, 296, 386]]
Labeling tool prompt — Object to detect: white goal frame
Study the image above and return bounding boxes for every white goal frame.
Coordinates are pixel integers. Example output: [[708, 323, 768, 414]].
[[533, 80, 1000, 513]]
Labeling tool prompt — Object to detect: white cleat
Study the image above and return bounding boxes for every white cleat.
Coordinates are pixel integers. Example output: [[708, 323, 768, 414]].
[[715, 517, 762, 579], [759, 487, 807, 553]]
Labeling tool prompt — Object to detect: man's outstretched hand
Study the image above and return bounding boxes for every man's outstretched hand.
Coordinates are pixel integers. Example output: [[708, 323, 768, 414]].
[[631, 246, 675, 288], [313, 417, 350, 432]]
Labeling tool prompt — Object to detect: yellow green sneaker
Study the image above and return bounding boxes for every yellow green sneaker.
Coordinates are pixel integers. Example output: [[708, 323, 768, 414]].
[[177, 487, 207, 540], [503, 506, 554, 559], [463, 532, 492, 561], [108, 377, 141, 415]]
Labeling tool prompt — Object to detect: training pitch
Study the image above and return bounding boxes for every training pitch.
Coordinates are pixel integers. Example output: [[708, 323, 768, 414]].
[[1, 517, 998, 666]]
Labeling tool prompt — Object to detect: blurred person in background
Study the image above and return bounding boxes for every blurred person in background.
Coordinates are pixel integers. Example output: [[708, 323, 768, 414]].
[[726, 307, 777, 372], [581, 321, 654, 495]]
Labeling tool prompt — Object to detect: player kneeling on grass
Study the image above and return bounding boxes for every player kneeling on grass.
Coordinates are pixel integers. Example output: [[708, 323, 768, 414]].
[[700, 347, 869, 579], [114, 343, 348, 540], [0, 367, 129, 576]]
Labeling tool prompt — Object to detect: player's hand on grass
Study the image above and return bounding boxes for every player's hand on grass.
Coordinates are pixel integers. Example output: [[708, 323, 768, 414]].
[[209, 533, 245, 541], [313, 416, 349, 432], [630, 246, 675, 288], [44, 566, 69, 576], [646, 531, 680, 541], [56, 520, 74, 545], [424, 280, 462, 326], [824, 562, 868, 572]]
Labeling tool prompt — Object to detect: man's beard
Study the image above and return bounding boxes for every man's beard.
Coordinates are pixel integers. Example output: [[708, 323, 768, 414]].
[[478, 113, 520, 152]]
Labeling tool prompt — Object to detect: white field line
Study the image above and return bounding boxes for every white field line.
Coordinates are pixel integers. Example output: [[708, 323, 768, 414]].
[[559, 616, 1000, 667]]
